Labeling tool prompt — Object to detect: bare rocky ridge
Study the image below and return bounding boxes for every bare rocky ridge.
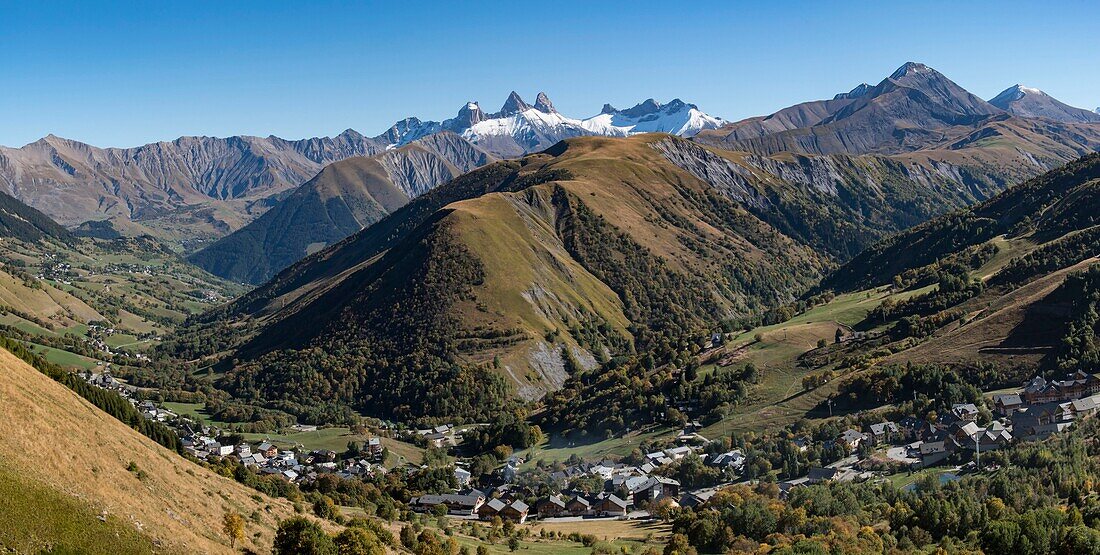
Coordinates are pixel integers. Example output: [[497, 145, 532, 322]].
[[0, 130, 390, 245], [187, 132, 497, 284], [698, 62, 1100, 159]]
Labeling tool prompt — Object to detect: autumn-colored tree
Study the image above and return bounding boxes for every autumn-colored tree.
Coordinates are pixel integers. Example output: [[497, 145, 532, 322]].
[[222, 510, 244, 548]]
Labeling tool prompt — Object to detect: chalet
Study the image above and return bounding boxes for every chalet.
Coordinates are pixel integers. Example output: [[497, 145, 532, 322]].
[[367, 438, 384, 459], [665, 446, 694, 460], [951, 403, 979, 422], [477, 498, 506, 520], [215, 444, 234, 457], [257, 442, 278, 458], [708, 449, 745, 470], [418, 424, 456, 448], [501, 463, 518, 483], [779, 477, 809, 498], [867, 422, 900, 444], [1022, 372, 1100, 404], [792, 437, 811, 451], [839, 429, 866, 450], [593, 494, 628, 517], [806, 467, 838, 484], [308, 450, 337, 464], [919, 440, 948, 466], [679, 489, 717, 509], [535, 495, 566, 518], [499, 500, 529, 523], [1012, 406, 1074, 440], [566, 496, 592, 516], [455, 467, 472, 487], [234, 444, 252, 457], [412, 493, 485, 516], [993, 394, 1024, 416]]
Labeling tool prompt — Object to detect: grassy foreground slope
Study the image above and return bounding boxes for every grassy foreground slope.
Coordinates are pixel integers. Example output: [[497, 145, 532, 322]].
[[0, 347, 302, 553]]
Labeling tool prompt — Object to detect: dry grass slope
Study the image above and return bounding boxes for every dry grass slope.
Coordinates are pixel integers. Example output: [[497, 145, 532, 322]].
[[0, 347, 307, 554]]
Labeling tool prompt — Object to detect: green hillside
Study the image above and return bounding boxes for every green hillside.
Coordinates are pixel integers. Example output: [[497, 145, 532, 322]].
[[165, 133, 1068, 423]]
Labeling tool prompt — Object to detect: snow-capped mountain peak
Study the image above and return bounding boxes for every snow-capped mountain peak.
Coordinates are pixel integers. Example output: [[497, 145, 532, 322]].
[[534, 92, 556, 114], [988, 84, 1100, 123], [380, 92, 727, 156], [498, 91, 531, 117], [582, 98, 726, 138], [890, 61, 933, 80], [990, 84, 1046, 106]]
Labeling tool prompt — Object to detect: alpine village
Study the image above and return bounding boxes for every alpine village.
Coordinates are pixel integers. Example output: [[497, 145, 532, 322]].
[[4, 4, 1100, 555]]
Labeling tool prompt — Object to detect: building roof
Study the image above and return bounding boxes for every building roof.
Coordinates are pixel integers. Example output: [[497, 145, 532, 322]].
[[539, 495, 566, 508], [415, 493, 484, 507], [599, 494, 628, 509], [869, 422, 899, 435], [840, 429, 866, 443], [807, 467, 838, 481]]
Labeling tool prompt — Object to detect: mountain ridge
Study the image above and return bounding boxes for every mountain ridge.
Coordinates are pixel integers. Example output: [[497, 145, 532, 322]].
[[188, 132, 497, 284]]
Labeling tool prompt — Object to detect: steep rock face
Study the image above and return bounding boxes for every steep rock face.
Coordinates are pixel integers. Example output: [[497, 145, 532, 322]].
[[649, 137, 1013, 261], [188, 133, 496, 284], [989, 85, 1100, 123]]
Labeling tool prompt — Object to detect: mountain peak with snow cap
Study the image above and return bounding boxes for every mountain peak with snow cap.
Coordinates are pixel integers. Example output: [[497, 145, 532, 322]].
[[889, 61, 933, 80], [498, 91, 530, 116], [534, 92, 556, 113], [989, 84, 1100, 123]]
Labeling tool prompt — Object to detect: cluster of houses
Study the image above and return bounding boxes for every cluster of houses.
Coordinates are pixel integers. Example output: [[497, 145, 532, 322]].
[[416, 424, 458, 448], [767, 371, 1100, 497], [409, 488, 646, 523], [812, 371, 1100, 471], [79, 369, 392, 486], [79, 360, 1100, 524]]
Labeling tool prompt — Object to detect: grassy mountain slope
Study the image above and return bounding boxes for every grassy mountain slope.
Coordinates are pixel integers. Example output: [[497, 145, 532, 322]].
[[169, 133, 1064, 422], [0, 346, 301, 553], [812, 153, 1100, 376], [189, 132, 495, 284], [823, 153, 1100, 292]]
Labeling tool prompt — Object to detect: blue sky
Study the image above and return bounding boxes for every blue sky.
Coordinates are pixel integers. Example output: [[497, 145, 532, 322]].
[[2, 0, 1098, 147]]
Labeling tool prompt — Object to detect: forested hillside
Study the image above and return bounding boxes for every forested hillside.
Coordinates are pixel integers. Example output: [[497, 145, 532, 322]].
[[162, 133, 1076, 423]]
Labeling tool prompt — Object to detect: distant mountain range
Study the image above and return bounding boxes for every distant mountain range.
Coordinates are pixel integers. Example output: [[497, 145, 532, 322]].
[[696, 62, 1100, 156], [0, 93, 724, 246], [187, 62, 1100, 285]]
